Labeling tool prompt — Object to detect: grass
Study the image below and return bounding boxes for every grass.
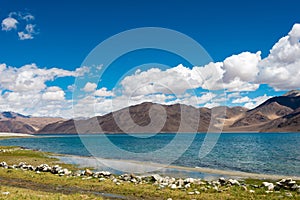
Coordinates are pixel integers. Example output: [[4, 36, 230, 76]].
[[0, 185, 103, 200], [0, 144, 299, 199]]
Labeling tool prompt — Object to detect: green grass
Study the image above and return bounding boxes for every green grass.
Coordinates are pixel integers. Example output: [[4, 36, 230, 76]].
[[0, 145, 299, 199]]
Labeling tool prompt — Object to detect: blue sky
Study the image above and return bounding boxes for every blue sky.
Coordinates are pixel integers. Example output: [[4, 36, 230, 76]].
[[0, 0, 299, 118]]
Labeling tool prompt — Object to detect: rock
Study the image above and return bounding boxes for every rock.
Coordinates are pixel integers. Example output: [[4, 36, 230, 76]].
[[151, 174, 162, 182], [185, 183, 191, 188], [288, 180, 296, 185], [84, 169, 93, 176], [213, 185, 219, 191], [228, 179, 240, 186], [177, 179, 184, 188], [99, 178, 106, 181], [219, 177, 226, 185], [170, 184, 177, 189], [262, 182, 274, 191], [131, 178, 137, 183], [100, 171, 111, 177], [2, 192, 10, 195], [212, 181, 220, 186], [290, 184, 298, 190], [82, 177, 92, 180], [285, 192, 293, 197], [167, 198, 172, 200], [112, 178, 118, 183], [195, 191, 200, 195], [0, 161, 8, 167], [249, 190, 255, 193], [184, 178, 194, 184], [187, 191, 194, 195], [242, 186, 247, 191], [251, 184, 259, 188]]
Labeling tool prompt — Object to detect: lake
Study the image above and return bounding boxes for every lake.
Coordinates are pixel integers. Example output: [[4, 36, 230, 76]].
[[0, 133, 299, 177]]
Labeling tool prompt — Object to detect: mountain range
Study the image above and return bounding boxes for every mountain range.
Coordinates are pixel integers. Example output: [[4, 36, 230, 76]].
[[1, 90, 300, 134]]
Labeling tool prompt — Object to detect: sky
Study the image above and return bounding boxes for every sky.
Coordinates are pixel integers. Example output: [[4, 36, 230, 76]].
[[0, 0, 299, 118]]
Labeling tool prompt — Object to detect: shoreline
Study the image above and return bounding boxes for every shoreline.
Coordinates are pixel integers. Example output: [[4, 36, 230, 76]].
[[0, 145, 299, 199], [0, 132, 34, 137], [1, 133, 300, 180], [56, 154, 300, 181]]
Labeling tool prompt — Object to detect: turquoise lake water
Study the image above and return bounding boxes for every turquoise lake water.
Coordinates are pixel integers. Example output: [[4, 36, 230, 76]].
[[0, 133, 299, 177]]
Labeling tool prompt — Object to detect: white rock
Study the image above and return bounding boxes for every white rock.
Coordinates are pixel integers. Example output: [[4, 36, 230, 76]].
[[170, 184, 177, 189], [262, 182, 274, 190], [184, 178, 194, 184], [99, 178, 106, 181], [2, 192, 10, 195], [285, 192, 293, 197], [228, 179, 240, 186]]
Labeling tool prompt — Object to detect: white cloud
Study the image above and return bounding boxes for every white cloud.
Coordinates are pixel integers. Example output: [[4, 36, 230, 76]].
[[18, 24, 36, 40], [243, 94, 272, 109], [120, 64, 206, 96], [1, 11, 37, 40], [256, 23, 300, 90], [204, 102, 220, 108], [223, 51, 261, 82], [42, 86, 65, 101], [1, 17, 18, 31], [0, 63, 86, 92], [18, 31, 33, 40], [232, 96, 250, 104], [83, 82, 97, 92], [94, 87, 114, 97], [0, 63, 90, 117]]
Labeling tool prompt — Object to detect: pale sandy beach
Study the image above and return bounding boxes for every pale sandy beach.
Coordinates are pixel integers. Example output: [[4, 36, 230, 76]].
[[0, 132, 33, 137]]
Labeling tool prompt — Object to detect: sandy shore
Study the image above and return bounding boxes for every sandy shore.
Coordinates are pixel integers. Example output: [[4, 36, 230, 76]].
[[57, 154, 300, 181], [0, 132, 34, 137]]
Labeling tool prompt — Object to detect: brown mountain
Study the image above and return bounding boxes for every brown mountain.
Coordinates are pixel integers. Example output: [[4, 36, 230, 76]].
[[0, 111, 65, 134], [230, 90, 300, 132], [2, 90, 300, 134], [0, 120, 36, 134], [39, 103, 212, 134]]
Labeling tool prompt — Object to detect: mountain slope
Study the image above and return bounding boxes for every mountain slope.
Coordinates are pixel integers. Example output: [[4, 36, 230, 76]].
[[0, 111, 65, 134], [39, 102, 212, 134], [0, 120, 36, 134], [230, 102, 293, 128], [3, 91, 300, 134]]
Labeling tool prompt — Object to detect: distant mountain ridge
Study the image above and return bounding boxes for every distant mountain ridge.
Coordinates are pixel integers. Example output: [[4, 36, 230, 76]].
[[1, 90, 300, 134], [0, 111, 64, 134]]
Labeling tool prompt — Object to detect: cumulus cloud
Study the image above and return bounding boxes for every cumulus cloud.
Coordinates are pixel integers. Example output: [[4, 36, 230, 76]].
[[0, 63, 87, 92], [232, 96, 251, 104], [94, 87, 114, 97], [0, 63, 89, 117], [223, 51, 261, 82], [120, 64, 205, 96], [83, 82, 97, 92], [1, 17, 18, 31], [243, 94, 272, 109], [256, 23, 300, 90], [42, 86, 65, 101]]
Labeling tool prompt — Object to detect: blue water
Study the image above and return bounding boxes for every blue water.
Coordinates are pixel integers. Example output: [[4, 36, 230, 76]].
[[0, 133, 299, 176]]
